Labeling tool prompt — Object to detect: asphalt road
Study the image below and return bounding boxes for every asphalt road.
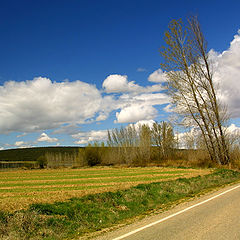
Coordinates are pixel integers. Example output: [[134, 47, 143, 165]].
[[96, 183, 240, 240]]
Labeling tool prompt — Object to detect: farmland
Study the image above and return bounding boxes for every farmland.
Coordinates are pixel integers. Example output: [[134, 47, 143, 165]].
[[0, 167, 210, 211]]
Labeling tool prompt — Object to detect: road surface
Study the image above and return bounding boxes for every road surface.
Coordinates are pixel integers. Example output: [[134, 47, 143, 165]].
[[96, 183, 240, 240]]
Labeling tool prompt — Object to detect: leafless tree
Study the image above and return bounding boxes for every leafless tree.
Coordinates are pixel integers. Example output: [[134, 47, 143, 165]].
[[152, 121, 175, 159], [160, 16, 230, 165]]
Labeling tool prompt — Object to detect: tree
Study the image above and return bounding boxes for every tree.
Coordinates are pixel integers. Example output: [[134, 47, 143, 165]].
[[152, 121, 175, 159], [160, 16, 230, 165], [107, 124, 152, 165], [107, 125, 138, 164], [138, 124, 152, 164]]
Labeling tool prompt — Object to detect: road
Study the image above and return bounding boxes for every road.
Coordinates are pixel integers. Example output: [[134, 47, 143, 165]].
[[96, 183, 240, 240]]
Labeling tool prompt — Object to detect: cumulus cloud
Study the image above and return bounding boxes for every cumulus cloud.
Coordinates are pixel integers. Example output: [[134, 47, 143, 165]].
[[0, 75, 169, 135], [115, 104, 158, 123], [148, 69, 167, 83], [72, 130, 108, 145], [114, 93, 170, 123], [211, 30, 240, 118], [0, 77, 102, 134], [37, 133, 58, 143], [102, 74, 141, 93], [101, 74, 169, 124], [102, 74, 163, 94]]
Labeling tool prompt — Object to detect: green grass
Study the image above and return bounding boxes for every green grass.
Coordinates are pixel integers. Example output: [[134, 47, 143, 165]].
[[0, 169, 240, 240]]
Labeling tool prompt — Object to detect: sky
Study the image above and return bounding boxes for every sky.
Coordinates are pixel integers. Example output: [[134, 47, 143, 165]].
[[0, 0, 240, 149]]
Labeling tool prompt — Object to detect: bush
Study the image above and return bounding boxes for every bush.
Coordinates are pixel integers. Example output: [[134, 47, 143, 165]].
[[37, 155, 48, 169], [84, 147, 102, 166]]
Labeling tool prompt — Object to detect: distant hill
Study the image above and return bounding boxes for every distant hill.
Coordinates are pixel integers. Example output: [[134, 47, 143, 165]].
[[0, 147, 80, 162]]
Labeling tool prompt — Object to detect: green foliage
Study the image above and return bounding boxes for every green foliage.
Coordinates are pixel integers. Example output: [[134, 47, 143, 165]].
[[37, 155, 48, 168]]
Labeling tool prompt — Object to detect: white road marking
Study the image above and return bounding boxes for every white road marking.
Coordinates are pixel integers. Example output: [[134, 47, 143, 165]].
[[112, 184, 240, 240]]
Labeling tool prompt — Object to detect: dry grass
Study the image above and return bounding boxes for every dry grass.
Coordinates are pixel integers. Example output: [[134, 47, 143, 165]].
[[0, 166, 211, 211]]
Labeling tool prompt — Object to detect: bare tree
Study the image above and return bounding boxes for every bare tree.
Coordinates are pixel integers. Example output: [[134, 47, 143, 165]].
[[107, 124, 152, 165], [160, 16, 230, 165], [107, 125, 138, 164], [152, 121, 175, 159], [138, 124, 152, 164]]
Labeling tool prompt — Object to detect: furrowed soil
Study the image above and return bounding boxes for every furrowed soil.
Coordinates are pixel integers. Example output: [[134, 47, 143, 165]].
[[0, 167, 210, 212]]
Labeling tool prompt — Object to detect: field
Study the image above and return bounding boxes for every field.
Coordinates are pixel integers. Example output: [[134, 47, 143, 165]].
[[0, 167, 210, 211]]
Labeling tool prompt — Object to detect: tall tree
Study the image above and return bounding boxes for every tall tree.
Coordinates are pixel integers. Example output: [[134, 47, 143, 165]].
[[152, 121, 175, 159], [160, 16, 230, 165]]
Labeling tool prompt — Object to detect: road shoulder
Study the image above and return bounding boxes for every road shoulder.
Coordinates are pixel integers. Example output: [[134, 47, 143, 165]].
[[92, 180, 240, 240]]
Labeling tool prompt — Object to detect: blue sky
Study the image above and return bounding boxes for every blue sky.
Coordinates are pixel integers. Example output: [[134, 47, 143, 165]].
[[0, 0, 240, 149]]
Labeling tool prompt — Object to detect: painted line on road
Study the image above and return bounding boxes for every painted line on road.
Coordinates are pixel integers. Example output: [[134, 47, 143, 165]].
[[112, 183, 240, 240]]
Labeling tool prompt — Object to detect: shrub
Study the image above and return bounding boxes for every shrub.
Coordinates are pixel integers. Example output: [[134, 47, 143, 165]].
[[84, 147, 102, 166], [37, 155, 48, 169]]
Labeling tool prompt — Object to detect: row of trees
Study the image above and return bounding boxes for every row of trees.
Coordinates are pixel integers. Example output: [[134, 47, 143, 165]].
[[107, 122, 175, 165], [86, 16, 233, 167]]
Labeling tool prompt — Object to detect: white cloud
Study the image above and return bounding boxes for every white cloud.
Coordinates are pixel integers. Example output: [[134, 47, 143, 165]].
[[115, 104, 158, 123], [96, 113, 108, 121], [14, 141, 32, 148], [37, 133, 58, 143], [0, 75, 169, 134], [102, 74, 142, 93], [72, 130, 108, 145], [74, 139, 89, 145], [148, 69, 167, 83], [15, 141, 25, 147], [137, 67, 147, 72], [163, 104, 174, 113], [227, 123, 240, 136], [102, 74, 163, 94], [114, 93, 169, 123], [133, 120, 156, 129], [211, 30, 240, 118], [16, 133, 27, 138], [131, 93, 170, 105], [0, 77, 102, 133]]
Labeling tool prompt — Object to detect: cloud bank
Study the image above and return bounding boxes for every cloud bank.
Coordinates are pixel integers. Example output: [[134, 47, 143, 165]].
[[0, 77, 102, 134]]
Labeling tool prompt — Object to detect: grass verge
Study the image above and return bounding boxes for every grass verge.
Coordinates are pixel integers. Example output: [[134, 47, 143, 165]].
[[1, 169, 240, 239]]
